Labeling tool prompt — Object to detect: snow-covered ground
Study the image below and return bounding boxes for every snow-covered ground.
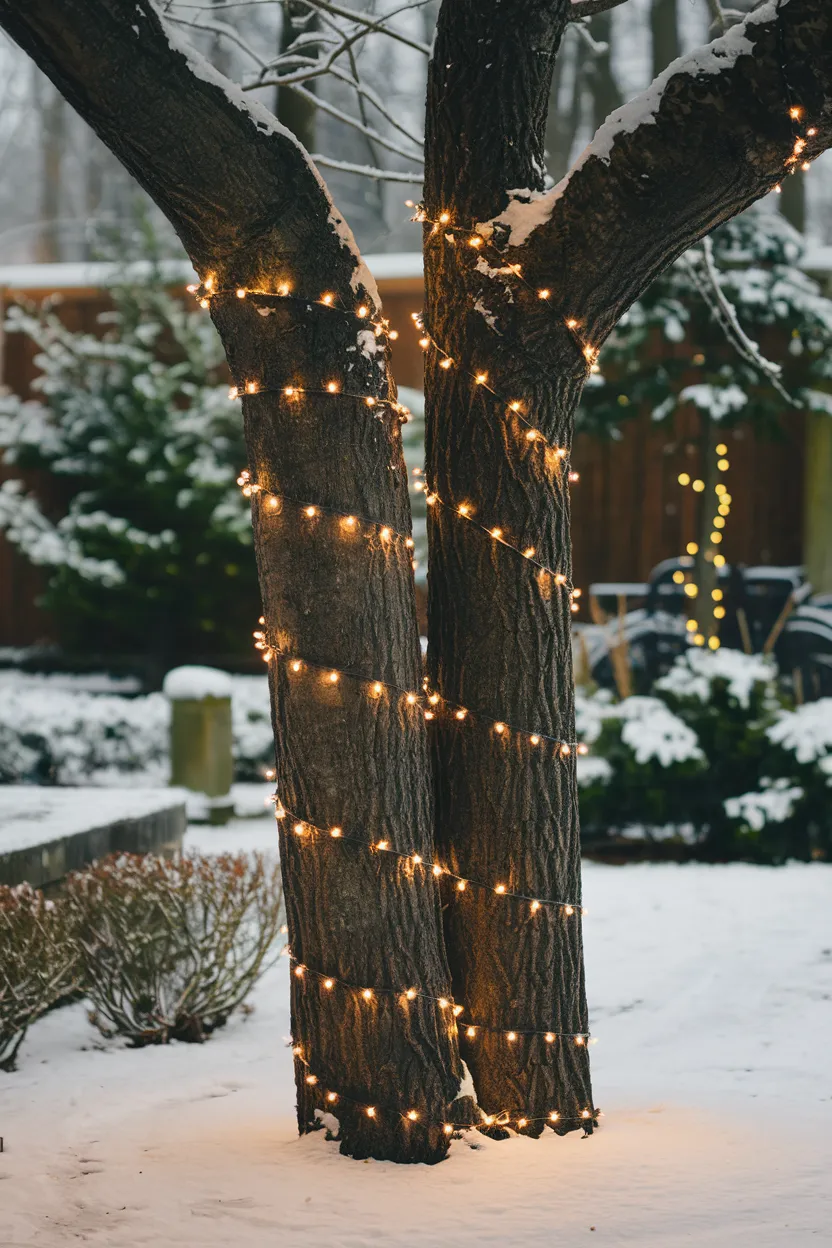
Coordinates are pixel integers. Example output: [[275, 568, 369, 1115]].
[[1, 816, 830, 1246]]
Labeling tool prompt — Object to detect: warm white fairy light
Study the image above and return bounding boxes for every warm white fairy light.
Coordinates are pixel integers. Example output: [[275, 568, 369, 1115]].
[[275, 797, 587, 916], [224, 209, 601, 1142]]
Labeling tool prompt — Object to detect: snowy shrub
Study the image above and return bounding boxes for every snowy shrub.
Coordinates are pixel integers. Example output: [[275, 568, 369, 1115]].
[[579, 650, 832, 861], [577, 690, 706, 834], [0, 679, 169, 785], [0, 672, 274, 784], [65, 852, 283, 1045], [0, 884, 78, 1071], [0, 226, 258, 665]]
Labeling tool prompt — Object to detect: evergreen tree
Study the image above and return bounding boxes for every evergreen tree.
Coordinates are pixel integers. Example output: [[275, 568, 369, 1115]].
[[0, 237, 257, 676]]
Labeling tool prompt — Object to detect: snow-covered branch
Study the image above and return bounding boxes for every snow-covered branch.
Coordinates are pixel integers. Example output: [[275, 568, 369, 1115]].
[[683, 237, 800, 407], [483, 0, 832, 347]]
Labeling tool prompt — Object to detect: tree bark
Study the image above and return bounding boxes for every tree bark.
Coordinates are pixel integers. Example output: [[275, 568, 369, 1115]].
[[0, 0, 460, 1163], [423, 0, 832, 1125], [423, 0, 595, 1133]]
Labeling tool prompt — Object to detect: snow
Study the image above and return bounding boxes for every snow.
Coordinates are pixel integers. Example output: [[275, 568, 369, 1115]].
[[1, 822, 829, 1245], [767, 698, 832, 763], [679, 382, 749, 421], [0, 786, 184, 855], [724, 782, 804, 832], [615, 696, 703, 767], [655, 648, 776, 709], [162, 664, 234, 701]]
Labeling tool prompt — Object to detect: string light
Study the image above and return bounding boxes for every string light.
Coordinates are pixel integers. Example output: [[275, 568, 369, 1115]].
[[423, 483, 580, 608], [228, 381, 411, 424], [289, 958, 591, 1049], [413, 317, 571, 461], [294, 1041, 599, 1135], [274, 798, 587, 916], [187, 279, 396, 342], [238, 481, 416, 562], [411, 205, 597, 373]]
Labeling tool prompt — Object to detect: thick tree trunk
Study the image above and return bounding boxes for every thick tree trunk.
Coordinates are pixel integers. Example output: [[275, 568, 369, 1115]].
[[423, 0, 594, 1132], [0, 0, 461, 1164], [210, 271, 463, 1161]]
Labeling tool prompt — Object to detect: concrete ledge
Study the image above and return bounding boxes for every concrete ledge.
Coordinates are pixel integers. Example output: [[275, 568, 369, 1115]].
[[0, 788, 187, 889]]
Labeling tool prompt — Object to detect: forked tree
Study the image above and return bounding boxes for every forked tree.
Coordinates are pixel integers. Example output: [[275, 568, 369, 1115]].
[[2, 0, 830, 1164]]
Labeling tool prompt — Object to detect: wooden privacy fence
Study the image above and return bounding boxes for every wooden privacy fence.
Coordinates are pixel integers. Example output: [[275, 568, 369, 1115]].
[[0, 259, 813, 649]]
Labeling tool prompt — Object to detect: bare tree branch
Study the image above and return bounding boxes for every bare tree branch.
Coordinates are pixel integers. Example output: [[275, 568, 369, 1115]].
[[0, 0, 365, 288], [684, 236, 800, 406], [310, 152, 423, 180], [568, 0, 630, 20]]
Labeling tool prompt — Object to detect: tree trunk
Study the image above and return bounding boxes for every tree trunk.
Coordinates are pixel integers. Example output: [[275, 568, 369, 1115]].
[[779, 168, 806, 232], [650, 0, 680, 79], [209, 249, 462, 1163], [275, 2, 317, 152], [588, 13, 622, 133], [423, 0, 594, 1132], [34, 71, 66, 262], [0, 0, 461, 1164]]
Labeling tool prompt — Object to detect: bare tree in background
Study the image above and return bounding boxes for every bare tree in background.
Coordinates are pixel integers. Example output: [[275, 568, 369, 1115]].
[[0, 0, 830, 1166]]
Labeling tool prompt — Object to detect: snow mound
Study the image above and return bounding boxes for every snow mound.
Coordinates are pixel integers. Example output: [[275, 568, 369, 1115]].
[[163, 666, 234, 701]]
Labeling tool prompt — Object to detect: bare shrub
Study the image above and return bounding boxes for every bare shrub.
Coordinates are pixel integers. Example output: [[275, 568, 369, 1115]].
[[0, 884, 78, 1071], [64, 852, 283, 1045]]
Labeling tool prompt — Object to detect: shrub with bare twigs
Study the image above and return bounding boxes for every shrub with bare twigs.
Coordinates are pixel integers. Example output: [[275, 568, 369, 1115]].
[[0, 884, 79, 1071], [64, 852, 284, 1045]]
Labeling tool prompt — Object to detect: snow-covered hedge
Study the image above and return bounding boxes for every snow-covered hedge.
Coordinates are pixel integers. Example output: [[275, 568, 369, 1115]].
[[0, 673, 273, 785], [577, 649, 832, 862]]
